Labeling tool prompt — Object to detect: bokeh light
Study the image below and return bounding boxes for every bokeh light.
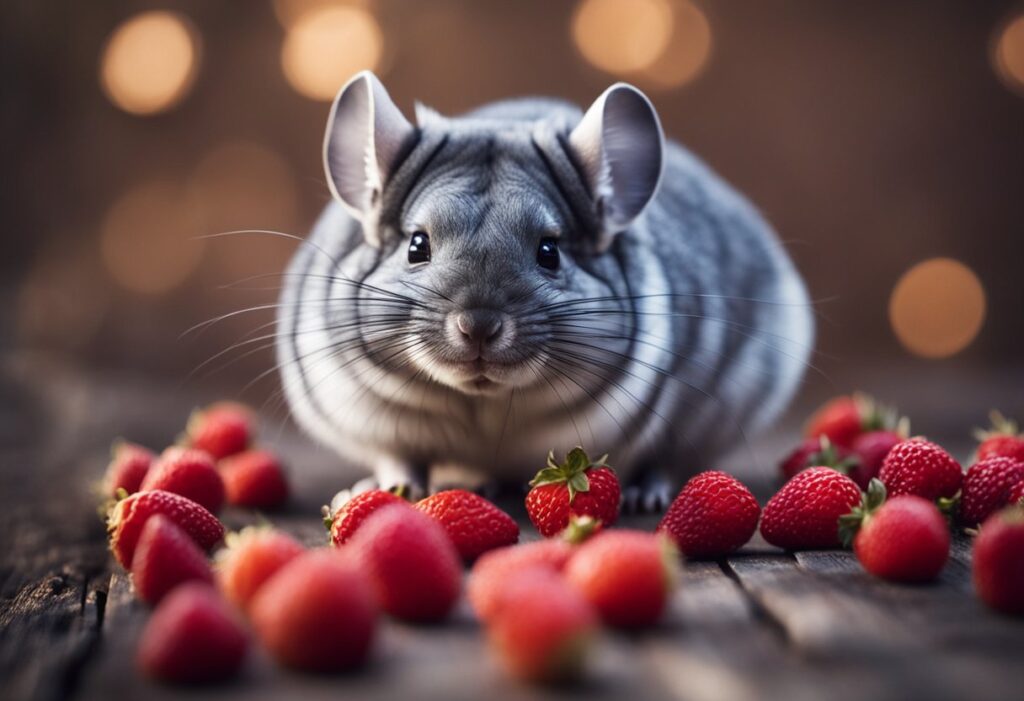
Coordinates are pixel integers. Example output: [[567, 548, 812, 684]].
[[281, 5, 383, 101], [638, 0, 712, 89], [889, 258, 986, 359], [99, 11, 200, 116], [571, 0, 674, 75], [186, 141, 301, 282], [273, 0, 369, 28], [993, 13, 1024, 94], [100, 180, 205, 294]]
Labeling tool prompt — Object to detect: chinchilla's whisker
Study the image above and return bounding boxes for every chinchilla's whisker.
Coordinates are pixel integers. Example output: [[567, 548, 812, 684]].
[[547, 321, 829, 392], [187, 314, 421, 382], [534, 291, 835, 313], [524, 356, 587, 448], [256, 333, 427, 414], [548, 338, 758, 465], [543, 308, 830, 362], [181, 293, 424, 339]]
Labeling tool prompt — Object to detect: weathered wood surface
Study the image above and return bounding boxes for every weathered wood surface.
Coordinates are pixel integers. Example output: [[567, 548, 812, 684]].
[[3, 358, 1024, 701]]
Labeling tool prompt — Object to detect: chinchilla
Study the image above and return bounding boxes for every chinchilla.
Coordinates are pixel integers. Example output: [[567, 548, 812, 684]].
[[276, 71, 814, 510]]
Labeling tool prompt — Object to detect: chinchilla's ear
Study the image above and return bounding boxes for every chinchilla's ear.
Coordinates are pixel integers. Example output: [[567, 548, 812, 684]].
[[323, 71, 415, 235], [568, 83, 664, 250]]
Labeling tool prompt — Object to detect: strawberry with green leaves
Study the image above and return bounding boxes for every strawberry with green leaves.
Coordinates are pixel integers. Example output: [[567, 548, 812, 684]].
[[804, 393, 899, 449], [839, 479, 950, 583], [525, 448, 620, 537], [974, 411, 1024, 463]]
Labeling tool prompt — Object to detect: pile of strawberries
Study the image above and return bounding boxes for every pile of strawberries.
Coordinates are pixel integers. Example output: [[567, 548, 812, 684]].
[[771, 397, 1024, 603], [99, 398, 1024, 687]]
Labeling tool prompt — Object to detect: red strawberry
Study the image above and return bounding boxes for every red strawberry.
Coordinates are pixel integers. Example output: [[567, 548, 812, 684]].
[[141, 448, 225, 514], [108, 490, 225, 569], [804, 393, 898, 448], [959, 456, 1024, 528], [804, 395, 862, 448], [839, 480, 949, 583], [132, 515, 214, 605], [327, 489, 407, 546], [1010, 480, 1024, 506], [137, 583, 248, 684], [878, 438, 962, 501], [415, 489, 519, 560], [250, 549, 377, 671], [349, 503, 461, 622], [219, 449, 289, 510], [487, 568, 597, 683], [972, 506, 1024, 615], [103, 441, 154, 497], [564, 530, 678, 628], [779, 437, 856, 481], [216, 528, 305, 613], [656, 471, 759, 558], [185, 402, 255, 461], [468, 539, 574, 622], [525, 447, 620, 537], [849, 429, 904, 489], [760, 467, 862, 550], [974, 411, 1024, 463]]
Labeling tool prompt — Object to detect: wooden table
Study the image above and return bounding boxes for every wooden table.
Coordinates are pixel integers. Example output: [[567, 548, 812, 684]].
[[3, 357, 1023, 701]]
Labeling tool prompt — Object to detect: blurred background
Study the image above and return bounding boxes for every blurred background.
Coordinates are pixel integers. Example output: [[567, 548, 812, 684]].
[[3, 0, 1024, 448]]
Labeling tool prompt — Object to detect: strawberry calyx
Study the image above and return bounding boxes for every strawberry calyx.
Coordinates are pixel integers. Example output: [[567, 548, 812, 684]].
[[560, 515, 601, 544], [808, 436, 861, 475], [838, 478, 887, 548], [530, 447, 610, 503], [855, 393, 906, 434], [972, 410, 1022, 442]]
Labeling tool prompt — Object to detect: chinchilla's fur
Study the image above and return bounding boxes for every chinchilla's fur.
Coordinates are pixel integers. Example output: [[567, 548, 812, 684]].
[[277, 72, 813, 508]]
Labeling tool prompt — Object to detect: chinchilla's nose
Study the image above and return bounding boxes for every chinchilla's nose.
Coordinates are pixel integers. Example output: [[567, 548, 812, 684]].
[[454, 308, 504, 345]]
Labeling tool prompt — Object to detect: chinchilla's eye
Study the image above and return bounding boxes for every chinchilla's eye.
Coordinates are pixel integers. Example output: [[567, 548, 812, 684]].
[[408, 231, 430, 264], [537, 237, 559, 270]]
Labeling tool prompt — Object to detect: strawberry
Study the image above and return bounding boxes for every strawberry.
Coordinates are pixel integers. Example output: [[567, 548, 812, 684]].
[[486, 568, 597, 683], [349, 503, 461, 622], [108, 490, 225, 569], [468, 539, 574, 622], [141, 447, 225, 514], [132, 515, 214, 605], [525, 447, 620, 537], [760, 467, 862, 550], [974, 411, 1024, 463], [215, 527, 305, 613], [656, 471, 759, 558], [878, 438, 962, 501], [839, 479, 949, 583], [103, 441, 154, 497], [564, 530, 678, 628], [958, 456, 1024, 528], [1010, 480, 1024, 506], [804, 393, 897, 448], [250, 549, 377, 671], [218, 449, 289, 510], [137, 583, 248, 684], [415, 489, 519, 560], [972, 506, 1024, 615], [327, 489, 406, 546], [184, 402, 254, 461], [849, 429, 905, 489], [779, 436, 857, 482]]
